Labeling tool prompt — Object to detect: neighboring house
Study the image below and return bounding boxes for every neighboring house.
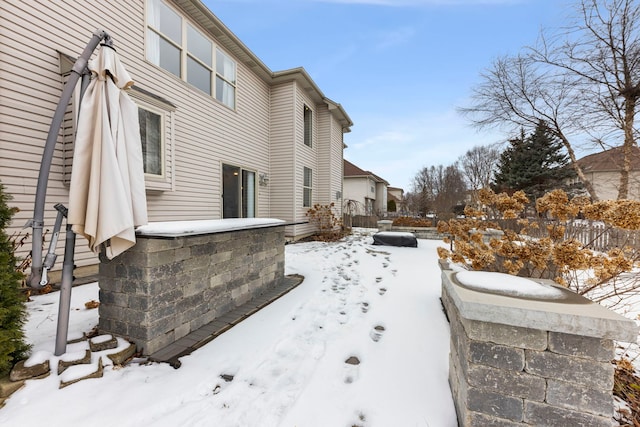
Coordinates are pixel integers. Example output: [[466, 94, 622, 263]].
[[575, 146, 640, 201], [343, 160, 388, 215], [1, 0, 352, 276], [387, 186, 406, 213]]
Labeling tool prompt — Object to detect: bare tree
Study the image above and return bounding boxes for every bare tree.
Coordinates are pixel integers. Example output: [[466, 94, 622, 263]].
[[458, 144, 501, 206], [411, 164, 467, 219], [461, 0, 640, 200]]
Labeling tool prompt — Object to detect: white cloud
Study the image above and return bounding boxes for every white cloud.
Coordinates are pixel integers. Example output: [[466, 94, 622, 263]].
[[344, 108, 508, 189]]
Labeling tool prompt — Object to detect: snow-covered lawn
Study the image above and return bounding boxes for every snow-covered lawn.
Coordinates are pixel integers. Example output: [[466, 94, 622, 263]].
[[0, 228, 457, 427]]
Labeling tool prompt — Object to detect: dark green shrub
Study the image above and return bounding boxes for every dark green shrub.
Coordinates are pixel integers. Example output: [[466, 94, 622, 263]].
[[0, 182, 30, 375]]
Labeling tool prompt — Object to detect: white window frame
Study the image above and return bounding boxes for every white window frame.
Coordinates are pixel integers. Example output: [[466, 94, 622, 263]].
[[129, 89, 176, 192], [303, 105, 313, 148], [222, 163, 257, 218], [138, 104, 166, 179], [303, 166, 313, 208], [145, 0, 236, 109]]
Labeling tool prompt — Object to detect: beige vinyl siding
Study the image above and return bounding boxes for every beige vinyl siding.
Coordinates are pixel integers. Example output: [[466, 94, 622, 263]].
[[269, 83, 296, 223], [3, 0, 351, 270], [1, 0, 272, 267], [316, 106, 331, 206], [586, 170, 640, 201], [329, 112, 345, 217], [292, 84, 316, 237], [316, 105, 345, 219], [0, 0, 146, 267]]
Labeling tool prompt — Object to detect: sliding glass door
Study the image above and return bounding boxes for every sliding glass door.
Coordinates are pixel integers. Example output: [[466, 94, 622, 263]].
[[222, 164, 255, 218]]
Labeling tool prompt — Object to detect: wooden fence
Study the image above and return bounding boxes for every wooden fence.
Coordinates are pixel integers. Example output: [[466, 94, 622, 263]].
[[565, 222, 640, 252], [494, 218, 640, 253], [343, 215, 640, 253], [344, 215, 379, 229]]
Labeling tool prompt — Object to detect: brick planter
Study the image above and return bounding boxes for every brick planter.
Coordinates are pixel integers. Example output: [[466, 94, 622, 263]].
[[98, 219, 286, 355], [440, 263, 637, 426]]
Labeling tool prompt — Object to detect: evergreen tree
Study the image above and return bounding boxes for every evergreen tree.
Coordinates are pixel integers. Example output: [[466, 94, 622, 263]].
[[0, 182, 29, 376], [493, 121, 576, 200]]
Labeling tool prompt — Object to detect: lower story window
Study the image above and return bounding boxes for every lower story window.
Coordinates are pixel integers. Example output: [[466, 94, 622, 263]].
[[138, 107, 163, 176], [223, 164, 255, 218], [303, 166, 313, 208], [129, 87, 175, 192]]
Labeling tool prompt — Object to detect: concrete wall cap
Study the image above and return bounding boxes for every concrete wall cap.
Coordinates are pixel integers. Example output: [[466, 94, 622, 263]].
[[442, 269, 638, 342]]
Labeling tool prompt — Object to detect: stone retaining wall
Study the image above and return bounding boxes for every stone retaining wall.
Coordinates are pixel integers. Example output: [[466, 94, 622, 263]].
[[98, 224, 285, 355], [440, 263, 637, 426], [377, 220, 505, 241], [376, 220, 445, 239]]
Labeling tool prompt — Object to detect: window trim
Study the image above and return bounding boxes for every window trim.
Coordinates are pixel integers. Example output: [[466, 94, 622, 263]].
[[129, 88, 176, 192], [222, 163, 257, 218], [138, 104, 166, 179], [303, 105, 313, 148], [303, 166, 313, 208]]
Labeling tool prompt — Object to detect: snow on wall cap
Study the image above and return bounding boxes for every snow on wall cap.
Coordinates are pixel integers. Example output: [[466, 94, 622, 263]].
[[375, 231, 415, 237], [136, 218, 286, 237], [455, 270, 565, 300]]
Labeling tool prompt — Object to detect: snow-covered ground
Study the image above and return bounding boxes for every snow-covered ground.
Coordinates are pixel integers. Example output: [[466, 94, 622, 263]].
[[0, 228, 458, 427]]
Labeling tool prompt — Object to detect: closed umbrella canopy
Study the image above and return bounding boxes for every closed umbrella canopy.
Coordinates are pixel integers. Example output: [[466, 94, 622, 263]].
[[68, 45, 148, 259]]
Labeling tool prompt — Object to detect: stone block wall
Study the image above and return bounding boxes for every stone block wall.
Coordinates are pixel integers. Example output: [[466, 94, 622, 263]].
[[441, 267, 636, 426], [98, 225, 285, 355], [376, 221, 445, 240]]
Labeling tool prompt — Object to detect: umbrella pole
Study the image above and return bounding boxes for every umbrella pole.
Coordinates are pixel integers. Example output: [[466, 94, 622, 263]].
[[29, 29, 111, 288], [54, 222, 76, 356]]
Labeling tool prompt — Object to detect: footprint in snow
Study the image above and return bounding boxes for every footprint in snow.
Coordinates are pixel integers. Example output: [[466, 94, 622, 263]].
[[375, 277, 382, 283], [338, 310, 349, 324], [378, 287, 387, 296], [212, 373, 235, 395], [361, 302, 370, 313], [370, 325, 386, 342], [343, 356, 360, 384]]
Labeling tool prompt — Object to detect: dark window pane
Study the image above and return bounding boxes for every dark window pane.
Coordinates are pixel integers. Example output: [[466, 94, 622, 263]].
[[304, 106, 312, 147], [223, 164, 240, 218], [216, 49, 236, 83], [187, 24, 212, 65], [216, 77, 235, 108], [138, 108, 162, 176], [187, 57, 211, 94], [158, 36, 181, 77], [149, 0, 181, 43]]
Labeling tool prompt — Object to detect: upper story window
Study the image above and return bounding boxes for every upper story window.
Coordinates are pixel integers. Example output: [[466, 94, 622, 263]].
[[146, 0, 236, 109], [216, 49, 236, 108], [303, 105, 312, 147]]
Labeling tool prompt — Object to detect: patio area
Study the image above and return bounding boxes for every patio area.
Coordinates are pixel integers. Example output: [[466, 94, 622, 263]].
[[0, 228, 457, 426]]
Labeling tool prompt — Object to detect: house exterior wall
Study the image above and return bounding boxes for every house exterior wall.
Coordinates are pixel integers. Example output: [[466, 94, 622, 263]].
[[344, 177, 376, 214], [292, 83, 316, 238], [584, 171, 640, 201], [328, 109, 345, 217], [374, 182, 388, 213], [1, 0, 351, 272], [306, 102, 344, 228], [269, 82, 296, 223]]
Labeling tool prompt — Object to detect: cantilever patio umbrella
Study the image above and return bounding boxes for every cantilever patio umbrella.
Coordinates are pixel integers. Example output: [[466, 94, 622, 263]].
[[30, 31, 147, 355], [68, 43, 148, 259]]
